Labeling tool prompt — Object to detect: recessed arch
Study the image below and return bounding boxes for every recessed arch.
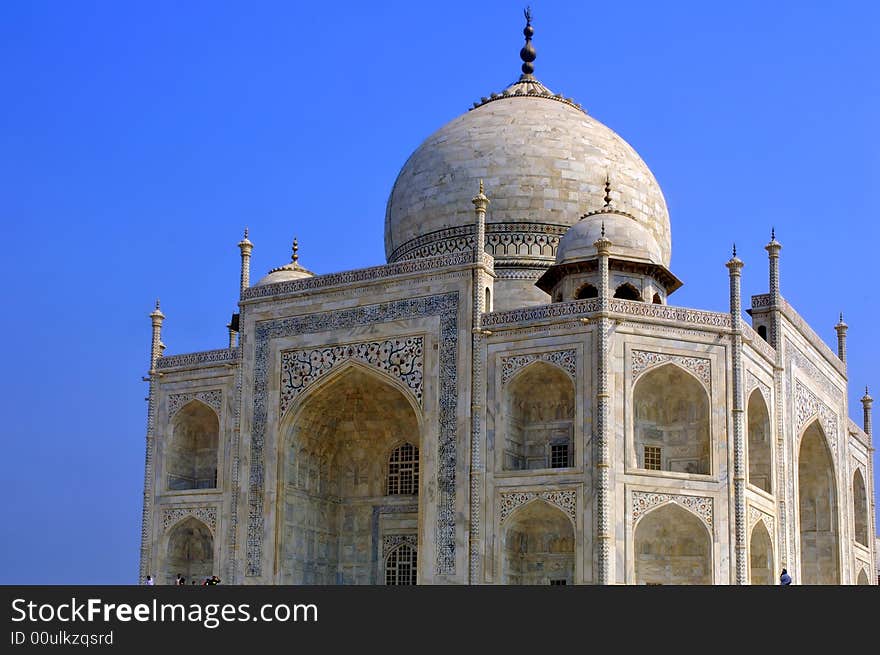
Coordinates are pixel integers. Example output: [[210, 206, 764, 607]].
[[749, 520, 774, 585], [614, 282, 642, 301], [797, 420, 839, 584], [633, 363, 710, 475], [747, 389, 772, 493], [856, 568, 870, 585], [852, 468, 868, 546], [502, 499, 574, 585], [277, 365, 422, 584], [164, 517, 214, 585], [574, 282, 598, 300], [634, 503, 712, 584], [652, 292, 662, 304], [503, 361, 575, 471], [166, 400, 219, 491]]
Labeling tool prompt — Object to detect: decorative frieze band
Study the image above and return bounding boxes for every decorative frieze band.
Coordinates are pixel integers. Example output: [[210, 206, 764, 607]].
[[610, 300, 732, 329], [167, 390, 223, 417], [499, 489, 577, 525], [280, 337, 424, 418], [794, 378, 838, 454], [631, 350, 711, 389], [161, 506, 218, 534], [157, 348, 238, 370], [483, 299, 600, 327], [632, 491, 713, 528], [501, 349, 576, 385], [748, 506, 774, 535], [382, 534, 418, 559]]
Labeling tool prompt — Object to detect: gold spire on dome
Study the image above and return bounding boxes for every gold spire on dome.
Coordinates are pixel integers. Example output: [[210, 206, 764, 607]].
[[292, 237, 299, 263], [471, 8, 585, 113]]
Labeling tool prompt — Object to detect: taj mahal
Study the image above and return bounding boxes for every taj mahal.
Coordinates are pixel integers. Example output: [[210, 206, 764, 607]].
[[139, 12, 876, 585]]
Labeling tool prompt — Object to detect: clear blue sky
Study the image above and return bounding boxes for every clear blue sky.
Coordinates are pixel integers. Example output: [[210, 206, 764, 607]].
[[1, 1, 877, 584]]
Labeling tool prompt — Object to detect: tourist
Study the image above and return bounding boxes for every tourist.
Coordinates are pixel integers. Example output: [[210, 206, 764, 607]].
[[144, 575, 154, 585], [779, 568, 792, 585]]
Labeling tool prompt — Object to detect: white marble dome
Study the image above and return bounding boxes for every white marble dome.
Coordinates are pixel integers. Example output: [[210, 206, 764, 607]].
[[556, 210, 665, 266], [384, 91, 671, 269]]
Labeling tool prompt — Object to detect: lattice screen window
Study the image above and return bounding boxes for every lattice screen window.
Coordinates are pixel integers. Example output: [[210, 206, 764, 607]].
[[549, 579, 567, 586], [385, 544, 417, 585], [387, 443, 419, 495], [550, 443, 570, 468], [644, 445, 661, 470]]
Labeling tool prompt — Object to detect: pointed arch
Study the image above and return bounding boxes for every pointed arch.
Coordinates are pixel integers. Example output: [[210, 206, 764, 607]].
[[503, 360, 575, 471], [747, 388, 772, 493], [166, 399, 219, 491], [634, 503, 712, 584], [856, 567, 870, 585], [276, 364, 422, 584], [852, 468, 868, 546], [502, 499, 574, 584], [574, 282, 598, 300], [164, 516, 214, 585], [633, 362, 711, 474], [797, 419, 839, 584], [614, 282, 642, 301], [749, 520, 774, 585]]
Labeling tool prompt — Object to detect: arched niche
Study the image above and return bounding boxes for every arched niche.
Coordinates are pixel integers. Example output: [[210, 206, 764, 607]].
[[633, 364, 710, 475], [166, 401, 219, 491], [165, 517, 213, 585], [502, 500, 574, 585], [614, 283, 642, 301], [634, 503, 712, 585], [278, 365, 421, 585], [749, 520, 774, 585], [798, 420, 839, 584], [503, 362, 575, 471], [852, 468, 868, 546], [856, 569, 869, 585], [747, 389, 772, 493], [575, 282, 598, 300]]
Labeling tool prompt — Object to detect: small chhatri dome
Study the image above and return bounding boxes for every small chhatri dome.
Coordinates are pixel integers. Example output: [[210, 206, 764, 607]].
[[255, 237, 315, 286], [554, 176, 664, 266]]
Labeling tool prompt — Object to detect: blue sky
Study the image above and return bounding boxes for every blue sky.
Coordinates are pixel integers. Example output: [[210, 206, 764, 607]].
[[0, 1, 876, 584]]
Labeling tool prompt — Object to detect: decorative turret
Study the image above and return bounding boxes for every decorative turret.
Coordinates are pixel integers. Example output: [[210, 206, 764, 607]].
[[862, 387, 873, 439], [765, 228, 781, 299], [149, 299, 165, 373], [834, 313, 848, 364], [238, 227, 253, 294]]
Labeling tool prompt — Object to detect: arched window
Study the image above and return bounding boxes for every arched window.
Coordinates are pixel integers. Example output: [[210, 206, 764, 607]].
[[504, 362, 575, 471], [853, 469, 868, 546], [749, 521, 774, 585], [747, 389, 772, 493], [385, 544, 417, 585], [387, 443, 419, 495], [167, 401, 219, 490], [485, 287, 492, 312], [575, 283, 598, 299], [633, 364, 710, 475], [652, 293, 662, 304], [757, 325, 768, 341], [613, 283, 642, 301]]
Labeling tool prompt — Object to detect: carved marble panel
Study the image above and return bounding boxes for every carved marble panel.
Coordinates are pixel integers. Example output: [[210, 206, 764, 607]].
[[161, 506, 218, 534], [500, 349, 576, 385], [167, 389, 223, 417], [498, 489, 577, 525], [632, 491, 714, 528], [631, 350, 711, 390]]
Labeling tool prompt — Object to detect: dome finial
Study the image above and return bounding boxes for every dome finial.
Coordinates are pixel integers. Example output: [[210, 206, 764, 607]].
[[601, 221, 605, 238], [604, 173, 612, 209], [519, 7, 536, 77], [292, 237, 299, 263], [479, 178, 484, 195]]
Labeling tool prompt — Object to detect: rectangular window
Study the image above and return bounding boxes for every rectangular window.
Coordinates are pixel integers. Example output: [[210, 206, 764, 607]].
[[549, 579, 567, 586], [644, 445, 661, 470], [550, 443, 570, 468]]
